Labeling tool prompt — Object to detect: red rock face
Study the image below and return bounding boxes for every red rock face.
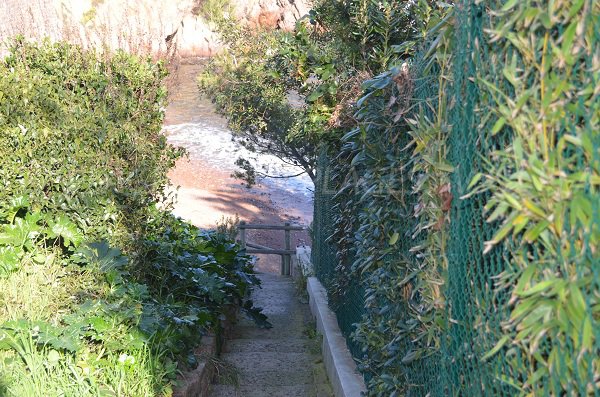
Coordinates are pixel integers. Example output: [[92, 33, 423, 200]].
[[235, 0, 309, 30], [257, 10, 281, 29]]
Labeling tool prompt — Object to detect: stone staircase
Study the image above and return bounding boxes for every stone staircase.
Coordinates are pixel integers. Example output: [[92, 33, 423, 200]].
[[209, 273, 333, 397]]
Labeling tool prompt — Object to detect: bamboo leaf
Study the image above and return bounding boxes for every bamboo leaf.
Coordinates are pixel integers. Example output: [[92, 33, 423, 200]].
[[435, 161, 454, 172], [513, 137, 524, 161], [514, 264, 537, 296], [581, 316, 593, 350], [491, 117, 506, 135], [467, 173, 483, 190], [513, 214, 530, 235], [522, 199, 546, 218], [482, 335, 510, 361], [523, 220, 550, 243], [568, 284, 586, 323], [487, 202, 510, 223], [501, 0, 519, 11], [486, 213, 518, 251], [503, 192, 523, 210], [561, 21, 578, 58], [518, 280, 554, 297], [510, 300, 535, 325]]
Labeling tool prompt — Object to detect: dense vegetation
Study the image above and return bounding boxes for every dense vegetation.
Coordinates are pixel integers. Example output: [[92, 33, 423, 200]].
[[0, 39, 263, 396], [202, 0, 599, 395]]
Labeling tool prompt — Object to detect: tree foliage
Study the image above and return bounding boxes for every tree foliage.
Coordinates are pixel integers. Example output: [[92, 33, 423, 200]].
[[198, 0, 426, 184]]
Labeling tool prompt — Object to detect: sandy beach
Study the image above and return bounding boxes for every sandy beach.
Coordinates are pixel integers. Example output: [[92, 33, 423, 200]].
[[164, 63, 312, 273]]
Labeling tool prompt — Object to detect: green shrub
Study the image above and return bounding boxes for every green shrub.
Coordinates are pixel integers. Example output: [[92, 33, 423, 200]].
[[0, 38, 263, 396], [0, 37, 181, 248]]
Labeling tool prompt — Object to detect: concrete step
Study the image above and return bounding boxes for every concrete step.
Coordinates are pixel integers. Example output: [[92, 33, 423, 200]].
[[252, 285, 299, 295], [220, 352, 316, 376], [256, 273, 292, 282], [235, 312, 307, 330], [209, 383, 332, 397], [229, 325, 306, 340], [229, 369, 314, 387], [207, 272, 333, 397], [224, 338, 313, 354]]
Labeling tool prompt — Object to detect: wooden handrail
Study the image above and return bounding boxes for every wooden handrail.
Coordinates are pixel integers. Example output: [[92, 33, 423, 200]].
[[237, 221, 304, 276], [238, 223, 305, 231], [246, 248, 296, 255]]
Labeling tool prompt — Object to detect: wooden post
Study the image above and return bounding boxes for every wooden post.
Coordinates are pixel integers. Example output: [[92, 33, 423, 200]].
[[239, 221, 247, 249], [284, 222, 291, 276]]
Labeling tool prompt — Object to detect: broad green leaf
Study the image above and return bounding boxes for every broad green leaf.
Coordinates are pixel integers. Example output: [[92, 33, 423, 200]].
[[306, 89, 324, 102], [0, 246, 21, 276], [49, 215, 83, 247], [5, 196, 30, 224], [47, 349, 61, 364]]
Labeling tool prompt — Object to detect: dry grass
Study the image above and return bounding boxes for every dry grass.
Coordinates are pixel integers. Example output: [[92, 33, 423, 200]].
[[327, 70, 371, 129]]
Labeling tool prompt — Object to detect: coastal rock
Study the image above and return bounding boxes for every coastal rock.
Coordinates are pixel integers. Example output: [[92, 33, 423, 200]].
[[0, 0, 310, 59]]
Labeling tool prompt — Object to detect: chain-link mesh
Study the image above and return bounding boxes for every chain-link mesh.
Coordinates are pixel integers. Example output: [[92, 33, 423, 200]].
[[312, 149, 366, 359], [312, 0, 599, 395]]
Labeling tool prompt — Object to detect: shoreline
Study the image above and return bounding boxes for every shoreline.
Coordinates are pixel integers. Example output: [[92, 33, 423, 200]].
[[164, 64, 312, 274]]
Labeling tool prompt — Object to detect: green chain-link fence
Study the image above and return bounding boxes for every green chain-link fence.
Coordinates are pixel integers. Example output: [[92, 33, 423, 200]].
[[312, 149, 366, 360], [311, 0, 599, 395]]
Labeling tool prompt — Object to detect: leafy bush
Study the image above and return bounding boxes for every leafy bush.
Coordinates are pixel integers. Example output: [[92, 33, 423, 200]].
[[0, 37, 181, 248], [198, 23, 318, 183], [0, 39, 263, 396], [318, 0, 600, 395], [204, 0, 600, 395], [197, 0, 423, 184]]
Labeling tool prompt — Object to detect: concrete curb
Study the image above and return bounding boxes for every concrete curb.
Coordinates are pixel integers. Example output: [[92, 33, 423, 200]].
[[307, 277, 366, 397], [173, 307, 237, 397], [173, 335, 217, 397]]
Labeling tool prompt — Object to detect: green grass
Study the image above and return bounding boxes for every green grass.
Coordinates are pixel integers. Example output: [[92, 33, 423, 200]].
[[0, 343, 173, 396], [0, 252, 169, 396]]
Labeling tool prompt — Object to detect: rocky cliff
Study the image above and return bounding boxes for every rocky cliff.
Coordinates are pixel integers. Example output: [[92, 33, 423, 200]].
[[0, 0, 310, 59]]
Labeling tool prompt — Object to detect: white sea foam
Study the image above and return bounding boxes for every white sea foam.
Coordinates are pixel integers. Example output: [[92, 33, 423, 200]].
[[163, 122, 314, 199]]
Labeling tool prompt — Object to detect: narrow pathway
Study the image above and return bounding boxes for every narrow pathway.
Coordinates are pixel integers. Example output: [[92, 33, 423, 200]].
[[209, 273, 334, 397]]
